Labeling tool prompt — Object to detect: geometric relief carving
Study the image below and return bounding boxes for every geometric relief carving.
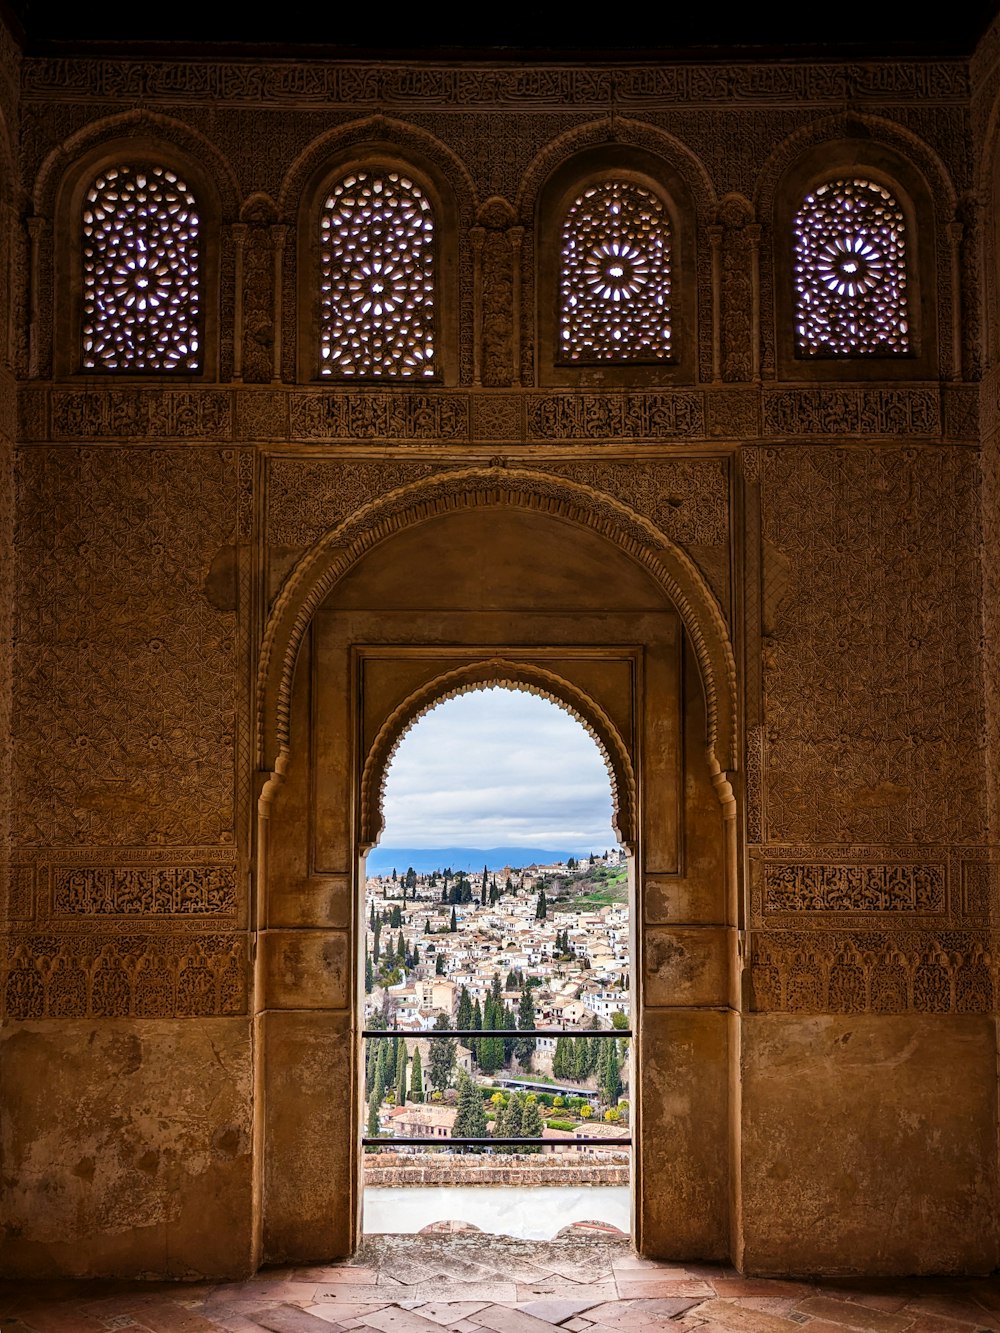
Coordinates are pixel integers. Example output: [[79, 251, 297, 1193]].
[[2, 933, 247, 1019], [760, 447, 983, 845], [13, 448, 238, 847], [750, 930, 993, 1013], [266, 460, 441, 548], [52, 864, 238, 915], [541, 459, 728, 546], [762, 863, 945, 913], [528, 392, 703, 440], [961, 862, 999, 916], [762, 387, 939, 436]]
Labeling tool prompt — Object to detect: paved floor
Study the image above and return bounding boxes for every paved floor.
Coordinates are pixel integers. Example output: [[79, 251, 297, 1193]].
[[2, 1232, 1000, 1333]]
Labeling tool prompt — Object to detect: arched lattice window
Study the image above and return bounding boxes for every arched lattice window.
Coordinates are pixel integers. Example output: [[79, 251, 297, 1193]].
[[82, 164, 201, 372], [559, 179, 672, 363], [319, 170, 435, 378], [793, 177, 909, 357]]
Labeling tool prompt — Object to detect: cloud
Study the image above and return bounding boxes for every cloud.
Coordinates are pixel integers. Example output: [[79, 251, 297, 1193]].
[[378, 687, 617, 849]]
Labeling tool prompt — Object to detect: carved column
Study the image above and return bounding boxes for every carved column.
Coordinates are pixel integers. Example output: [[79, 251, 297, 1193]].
[[26, 216, 44, 379], [470, 225, 485, 387], [231, 222, 247, 381], [271, 224, 287, 383]]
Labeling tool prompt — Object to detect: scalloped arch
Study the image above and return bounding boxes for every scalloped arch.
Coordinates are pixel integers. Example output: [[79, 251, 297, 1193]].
[[360, 661, 638, 853], [257, 466, 738, 785], [515, 115, 718, 224], [753, 111, 958, 220], [32, 108, 241, 218], [277, 113, 478, 224]]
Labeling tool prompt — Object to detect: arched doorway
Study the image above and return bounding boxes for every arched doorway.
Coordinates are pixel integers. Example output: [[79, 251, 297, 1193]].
[[254, 469, 739, 1266], [361, 683, 632, 1239]]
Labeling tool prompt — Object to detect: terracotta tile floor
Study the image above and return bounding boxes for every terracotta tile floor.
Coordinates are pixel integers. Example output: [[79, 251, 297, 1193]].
[[2, 1234, 1000, 1333]]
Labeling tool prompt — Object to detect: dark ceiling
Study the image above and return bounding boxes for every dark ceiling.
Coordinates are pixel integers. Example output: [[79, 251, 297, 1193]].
[[6, 4, 1000, 60]]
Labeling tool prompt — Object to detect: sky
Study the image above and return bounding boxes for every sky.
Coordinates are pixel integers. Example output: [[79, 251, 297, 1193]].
[[380, 687, 617, 852]]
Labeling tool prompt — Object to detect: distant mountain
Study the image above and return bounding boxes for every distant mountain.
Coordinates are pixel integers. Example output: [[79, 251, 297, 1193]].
[[366, 846, 611, 876]]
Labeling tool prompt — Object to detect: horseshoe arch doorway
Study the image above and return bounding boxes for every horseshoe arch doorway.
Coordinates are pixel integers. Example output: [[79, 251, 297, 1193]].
[[255, 471, 738, 1267]]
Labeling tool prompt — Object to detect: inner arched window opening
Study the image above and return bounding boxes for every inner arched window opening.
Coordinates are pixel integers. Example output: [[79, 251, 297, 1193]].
[[559, 178, 673, 364], [793, 176, 910, 357], [319, 169, 436, 378], [82, 163, 201, 372], [361, 686, 631, 1240]]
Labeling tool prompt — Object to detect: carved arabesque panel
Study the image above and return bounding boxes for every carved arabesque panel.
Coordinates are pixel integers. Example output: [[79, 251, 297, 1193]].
[[12, 446, 239, 847], [760, 445, 984, 845]]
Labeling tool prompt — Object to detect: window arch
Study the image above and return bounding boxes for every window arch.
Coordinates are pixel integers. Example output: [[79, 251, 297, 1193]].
[[770, 138, 939, 381], [318, 168, 436, 379], [51, 135, 222, 380], [535, 145, 697, 388], [558, 178, 673, 365], [792, 176, 909, 358], [81, 162, 202, 373]]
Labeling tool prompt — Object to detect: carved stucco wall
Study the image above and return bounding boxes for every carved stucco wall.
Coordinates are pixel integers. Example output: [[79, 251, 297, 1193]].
[[1, 25, 998, 1277], [4, 444, 246, 1020]]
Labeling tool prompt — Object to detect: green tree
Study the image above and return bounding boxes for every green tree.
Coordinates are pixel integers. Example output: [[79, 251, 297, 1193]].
[[449, 906, 457, 932], [520, 1093, 544, 1146], [552, 1035, 572, 1080], [611, 1010, 629, 1030], [409, 1046, 423, 1102], [424, 918, 430, 934], [396, 930, 405, 965], [457, 986, 472, 1031], [428, 1013, 456, 1093], [364, 949, 374, 994], [453, 1071, 488, 1142], [367, 1085, 381, 1139], [514, 986, 537, 1070], [372, 918, 381, 963], [535, 887, 547, 919], [390, 905, 402, 928], [435, 952, 445, 975], [471, 998, 483, 1032], [599, 1039, 622, 1105], [395, 1040, 408, 1106]]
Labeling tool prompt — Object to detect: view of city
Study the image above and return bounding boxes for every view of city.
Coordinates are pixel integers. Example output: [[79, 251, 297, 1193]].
[[363, 850, 632, 1155]]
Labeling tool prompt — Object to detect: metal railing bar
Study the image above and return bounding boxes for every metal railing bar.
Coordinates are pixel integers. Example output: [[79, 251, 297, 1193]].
[[362, 1136, 632, 1147], [362, 1028, 631, 1039]]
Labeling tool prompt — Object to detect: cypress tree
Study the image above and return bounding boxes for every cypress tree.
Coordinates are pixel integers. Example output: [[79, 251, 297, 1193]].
[[535, 888, 547, 919], [395, 1042, 407, 1106], [396, 930, 405, 963], [453, 1072, 488, 1142], [450, 906, 457, 932], [457, 986, 472, 1031], [435, 952, 445, 975], [424, 919, 430, 934], [367, 1085, 381, 1139], [514, 986, 537, 1070], [410, 1046, 423, 1102], [365, 950, 374, 994], [429, 1014, 456, 1093], [373, 918, 381, 963]]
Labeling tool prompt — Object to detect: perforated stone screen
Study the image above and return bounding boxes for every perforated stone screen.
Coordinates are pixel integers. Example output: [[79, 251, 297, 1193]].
[[320, 171, 435, 378], [559, 180, 672, 364], [793, 178, 909, 357], [82, 165, 201, 372]]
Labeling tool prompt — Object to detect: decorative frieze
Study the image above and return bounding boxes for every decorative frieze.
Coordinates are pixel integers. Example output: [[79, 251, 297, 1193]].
[[749, 929, 993, 1014], [21, 58, 969, 107], [17, 385, 964, 445], [761, 862, 945, 913], [50, 389, 233, 441], [762, 387, 940, 436], [527, 392, 704, 441], [288, 391, 468, 442], [2, 932, 248, 1019], [52, 863, 238, 916]]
